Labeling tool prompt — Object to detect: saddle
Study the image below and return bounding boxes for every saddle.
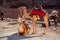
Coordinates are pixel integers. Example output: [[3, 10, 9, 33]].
[[30, 7, 46, 17]]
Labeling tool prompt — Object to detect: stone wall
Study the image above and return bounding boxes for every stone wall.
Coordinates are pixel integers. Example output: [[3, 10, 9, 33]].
[[0, 8, 60, 22], [0, 8, 19, 18]]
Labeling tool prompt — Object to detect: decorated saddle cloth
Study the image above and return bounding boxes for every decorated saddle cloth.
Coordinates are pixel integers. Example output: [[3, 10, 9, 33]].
[[30, 7, 46, 17]]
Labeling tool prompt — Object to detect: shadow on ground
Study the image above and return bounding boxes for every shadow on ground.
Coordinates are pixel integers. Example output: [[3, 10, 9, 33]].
[[0, 33, 43, 40]]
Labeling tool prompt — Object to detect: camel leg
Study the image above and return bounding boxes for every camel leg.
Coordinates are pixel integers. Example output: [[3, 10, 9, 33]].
[[43, 14, 48, 35], [54, 19, 57, 28], [32, 19, 36, 34], [31, 15, 37, 34]]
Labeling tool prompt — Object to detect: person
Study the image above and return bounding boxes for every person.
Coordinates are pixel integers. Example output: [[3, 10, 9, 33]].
[[0, 12, 7, 21], [0, 12, 4, 21], [49, 10, 58, 27], [51, 10, 58, 18]]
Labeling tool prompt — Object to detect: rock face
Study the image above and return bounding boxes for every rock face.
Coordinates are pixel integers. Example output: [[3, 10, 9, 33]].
[[0, 8, 60, 22], [0, 0, 60, 9], [0, 0, 60, 22]]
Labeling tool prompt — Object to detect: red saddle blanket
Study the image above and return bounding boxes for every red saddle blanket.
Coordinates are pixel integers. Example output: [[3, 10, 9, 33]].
[[30, 8, 46, 17]]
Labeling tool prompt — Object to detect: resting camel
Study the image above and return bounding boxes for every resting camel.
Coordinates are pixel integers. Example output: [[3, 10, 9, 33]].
[[18, 6, 48, 35], [17, 14, 29, 36]]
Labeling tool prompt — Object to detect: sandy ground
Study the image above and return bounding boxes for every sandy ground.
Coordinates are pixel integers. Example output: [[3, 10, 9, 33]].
[[0, 19, 60, 40]]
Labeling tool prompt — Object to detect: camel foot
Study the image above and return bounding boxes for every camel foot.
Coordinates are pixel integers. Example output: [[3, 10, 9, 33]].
[[31, 32, 36, 34], [43, 33, 46, 35], [43, 28, 48, 35]]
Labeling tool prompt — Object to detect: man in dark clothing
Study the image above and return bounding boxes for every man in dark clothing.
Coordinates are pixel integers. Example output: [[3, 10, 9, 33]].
[[49, 10, 58, 27], [0, 12, 4, 21]]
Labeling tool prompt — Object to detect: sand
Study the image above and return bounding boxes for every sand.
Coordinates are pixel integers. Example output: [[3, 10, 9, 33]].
[[0, 19, 60, 40]]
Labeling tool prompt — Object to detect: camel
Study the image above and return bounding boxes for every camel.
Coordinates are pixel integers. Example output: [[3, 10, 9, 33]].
[[17, 14, 29, 36], [18, 6, 48, 35]]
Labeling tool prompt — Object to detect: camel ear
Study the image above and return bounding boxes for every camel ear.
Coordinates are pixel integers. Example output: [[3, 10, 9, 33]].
[[18, 7, 20, 10], [18, 7, 22, 11]]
